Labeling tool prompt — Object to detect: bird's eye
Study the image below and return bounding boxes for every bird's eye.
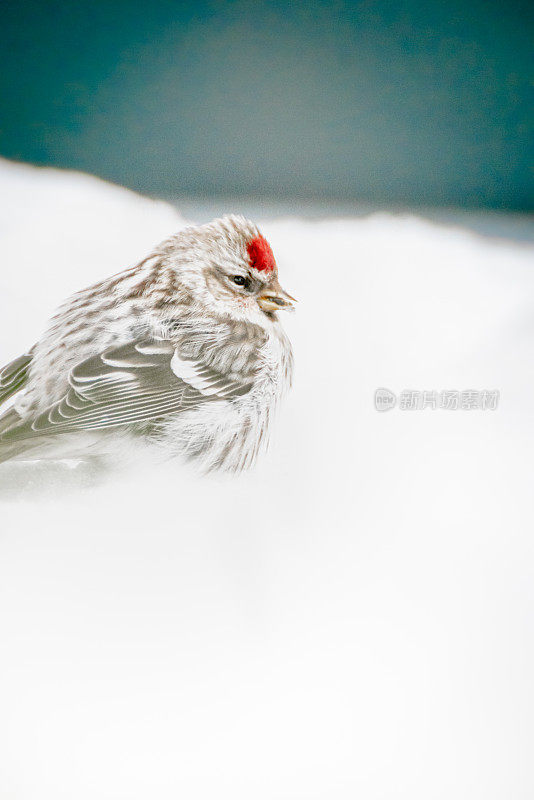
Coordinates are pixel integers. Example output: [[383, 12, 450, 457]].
[[232, 275, 248, 287]]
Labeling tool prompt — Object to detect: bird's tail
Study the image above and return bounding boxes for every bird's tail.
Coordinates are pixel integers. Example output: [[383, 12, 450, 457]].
[[0, 408, 42, 464], [0, 352, 33, 407], [0, 350, 37, 464], [0, 441, 35, 464]]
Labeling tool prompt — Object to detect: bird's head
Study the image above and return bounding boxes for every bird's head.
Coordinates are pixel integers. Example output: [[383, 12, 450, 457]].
[[165, 215, 296, 325]]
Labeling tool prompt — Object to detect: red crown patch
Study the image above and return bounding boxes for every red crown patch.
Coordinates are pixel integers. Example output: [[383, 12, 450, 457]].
[[246, 235, 276, 273]]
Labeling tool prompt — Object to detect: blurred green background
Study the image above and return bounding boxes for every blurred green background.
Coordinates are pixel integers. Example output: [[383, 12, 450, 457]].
[[1, 0, 532, 209]]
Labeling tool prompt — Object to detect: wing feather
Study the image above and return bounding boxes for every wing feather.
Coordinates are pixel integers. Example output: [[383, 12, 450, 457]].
[[0, 338, 253, 443]]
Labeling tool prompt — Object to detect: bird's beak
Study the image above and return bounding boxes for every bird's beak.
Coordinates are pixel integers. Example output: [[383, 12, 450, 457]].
[[257, 277, 296, 313]]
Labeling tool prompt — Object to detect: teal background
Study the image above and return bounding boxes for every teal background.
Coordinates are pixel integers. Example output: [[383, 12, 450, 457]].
[[1, 0, 533, 208]]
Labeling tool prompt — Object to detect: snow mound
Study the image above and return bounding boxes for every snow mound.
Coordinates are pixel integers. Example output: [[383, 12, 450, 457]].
[[1, 159, 534, 799]]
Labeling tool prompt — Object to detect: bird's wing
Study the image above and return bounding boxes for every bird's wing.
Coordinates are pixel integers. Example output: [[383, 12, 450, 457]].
[[0, 338, 253, 444], [0, 351, 34, 406]]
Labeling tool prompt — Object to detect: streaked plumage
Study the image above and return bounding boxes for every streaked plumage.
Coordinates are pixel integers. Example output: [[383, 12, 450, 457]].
[[0, 215, 294, 471]]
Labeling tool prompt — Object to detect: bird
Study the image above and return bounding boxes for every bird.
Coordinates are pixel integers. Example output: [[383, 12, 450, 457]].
[[0, 215, 295, 472]]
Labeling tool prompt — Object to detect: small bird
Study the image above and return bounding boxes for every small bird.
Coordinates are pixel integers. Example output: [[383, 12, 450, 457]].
[[0, 215, 295, 472]]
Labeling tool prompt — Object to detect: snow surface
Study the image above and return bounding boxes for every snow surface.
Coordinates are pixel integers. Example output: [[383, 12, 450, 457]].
[[1, 158, 534, 799]]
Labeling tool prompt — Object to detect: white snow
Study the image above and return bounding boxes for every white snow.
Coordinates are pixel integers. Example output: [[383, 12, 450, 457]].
[[1, 159, 534, 799]]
